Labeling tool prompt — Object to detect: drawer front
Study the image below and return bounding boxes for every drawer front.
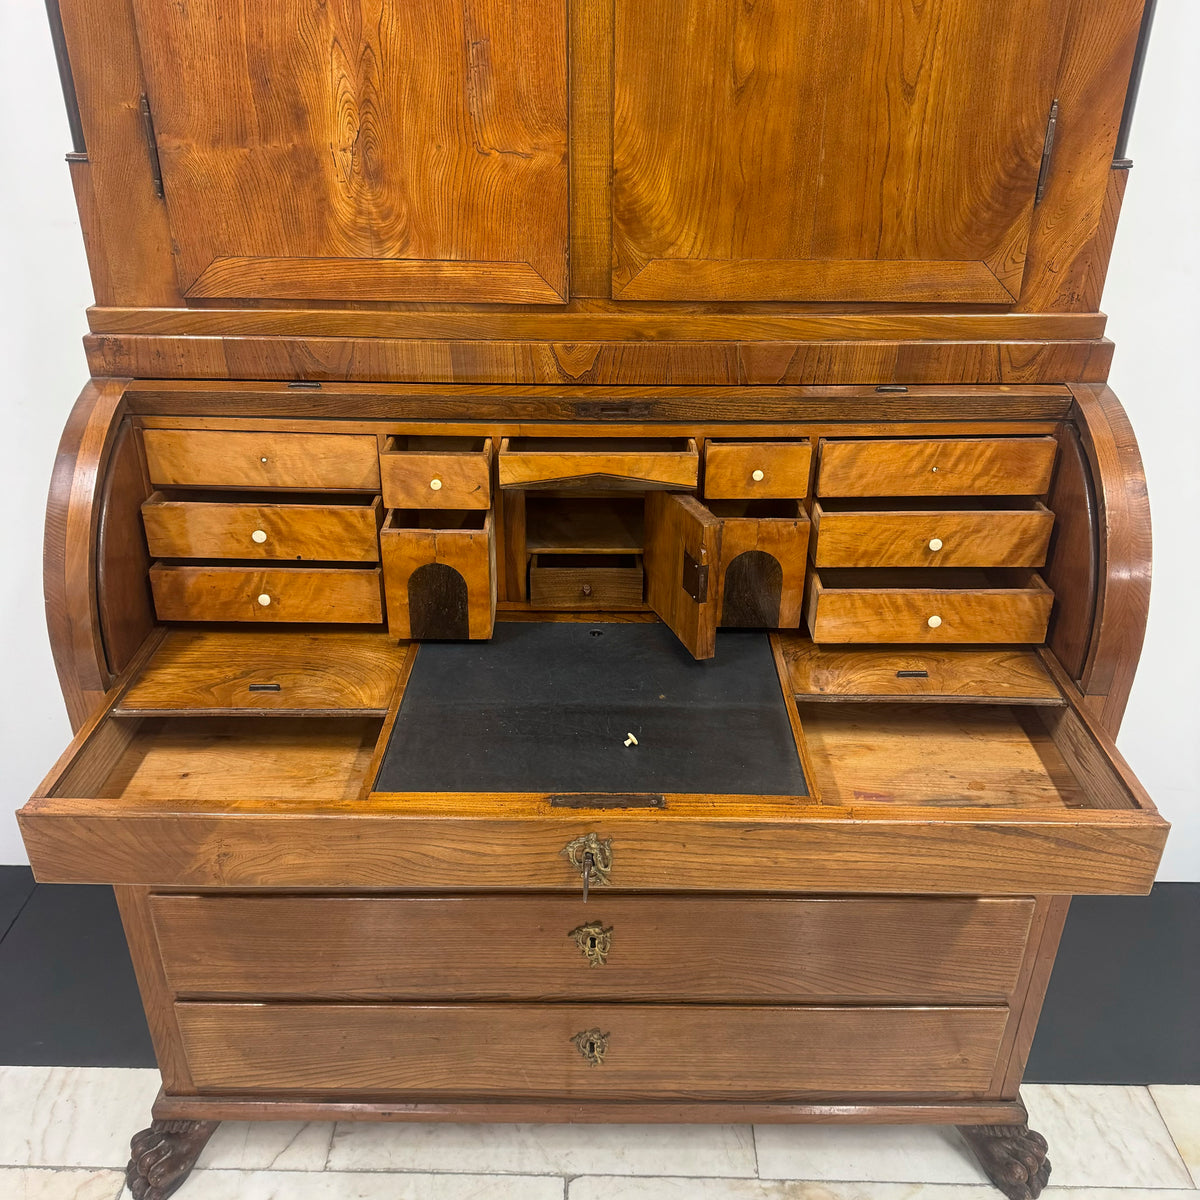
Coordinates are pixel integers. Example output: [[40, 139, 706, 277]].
[[806, 570, 1053, 644], [499, 437, 699, 490], [177, 1001, 1008, 1097], [149, 564, 383, 623], [811, 502, 1054, 568], [529, 555, 644, 609], [141, 495, 382, 561], [151, 895, 1035, 1002], [704, 441, 813, 499], [143, 430, 381, 490], [817, 438, 1057, 497], [380, 438, 492, 510]]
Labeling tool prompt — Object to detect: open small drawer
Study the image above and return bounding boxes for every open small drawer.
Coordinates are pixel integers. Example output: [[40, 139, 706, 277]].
[[498, 437, 699, 490], [19, 627, 1166, 897], [379, 436, 492, 510]]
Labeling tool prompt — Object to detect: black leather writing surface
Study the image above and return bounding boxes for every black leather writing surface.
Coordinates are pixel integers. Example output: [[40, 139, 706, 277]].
[[374, 622, 808, 796]]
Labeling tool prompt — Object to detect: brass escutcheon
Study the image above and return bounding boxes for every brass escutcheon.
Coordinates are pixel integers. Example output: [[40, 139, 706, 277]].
[[570, 921, 613, 967], [572, 1027, 610, 1066], [561, 833, 613, 886]]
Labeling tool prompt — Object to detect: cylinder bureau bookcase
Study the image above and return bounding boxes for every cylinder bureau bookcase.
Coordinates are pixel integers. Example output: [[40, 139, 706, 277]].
[[19, 1, 1168, 1198]]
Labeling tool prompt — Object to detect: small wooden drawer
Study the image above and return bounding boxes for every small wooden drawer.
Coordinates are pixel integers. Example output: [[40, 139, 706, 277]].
[[805, 568, 1054, 644], [498, 437, 699, 490], [380, 436, 492, 510], [380, 510, 496, 640], [143, 430, 381, 490], [704, 440, 813, 499], [149, 563, 384, 623], [810, 499, 1054, 568], [176, 1001, 1007, 1097], [150, 894, 1035, 1003], [529, 553, 644, 609], [141, 492, 383, 561], [708, 499, 810, 628], [816, 437, 1057, 497]]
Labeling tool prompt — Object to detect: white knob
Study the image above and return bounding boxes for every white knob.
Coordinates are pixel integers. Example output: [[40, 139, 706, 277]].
[[928, 537, 943, 552], [931, 466, 939, 473], [251, 529, 268, 544], [751, 469, 765, 482], [257, 594, 272, 607], [260, 456, 268, 463], [927, 614, 942, 629], [430, 478, 443, 491]]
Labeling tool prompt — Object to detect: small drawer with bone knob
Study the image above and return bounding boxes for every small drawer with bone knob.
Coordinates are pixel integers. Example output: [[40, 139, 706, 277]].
[[379, 436, 492, 510], [704, 440, 813, 499], [810, 499, 1054, 568], [141, 492, 383, 562]]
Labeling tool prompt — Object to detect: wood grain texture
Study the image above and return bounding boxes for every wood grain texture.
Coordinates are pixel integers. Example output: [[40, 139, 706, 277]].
[[380, 436, 492, 510], [810, 500, 1055, 568], [142, 429, 380, 490], [141, 494, 383, 562], [816, 438, 1058, 497], [613, 0, 1069, 302], [704, 441, 813, 500], [710, 501, 810, 629], [779, 641, 1062, 705], [149, 564, 384, 624], [528, 555, 645, 610], [805, 569, 1054, 645], [150, 894, 1035, 1003], [175, 1002, 1009, 1097], [498, 438, 699, 491], [643, 493, 722, 659], [128, 0, 568, 302], [116, 630, 405, 714]]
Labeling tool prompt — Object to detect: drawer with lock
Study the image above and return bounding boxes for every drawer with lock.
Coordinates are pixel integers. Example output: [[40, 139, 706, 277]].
[[141, 492, 384, 562], [379, 436, 492, 510]]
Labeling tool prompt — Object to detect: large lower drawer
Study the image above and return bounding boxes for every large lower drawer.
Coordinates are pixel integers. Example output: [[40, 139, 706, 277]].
[[176, 1002, 1009, 1098], [149, 895, 1034, 1002]]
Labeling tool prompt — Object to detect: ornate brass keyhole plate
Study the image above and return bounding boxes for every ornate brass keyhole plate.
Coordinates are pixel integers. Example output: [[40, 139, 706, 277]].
[[572, 1027, 610, 1067], [570, 921, 613, 967], [561, 833, 613, 888]]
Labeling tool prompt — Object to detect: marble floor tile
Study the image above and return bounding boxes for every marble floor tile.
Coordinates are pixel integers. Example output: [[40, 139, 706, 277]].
[[0, 1167, 125, 1200], [754, 1124, 983, 1184], [1023, 1084, 1193, 1188], [194, 1121, 334, 1171], [166, 1168, 564, 1199], [327, 1121, 756, 1177], [0, 1067, 159, 1168], [570, 1184, 1200, 1200], [1151, 1086, 1200, 1184]]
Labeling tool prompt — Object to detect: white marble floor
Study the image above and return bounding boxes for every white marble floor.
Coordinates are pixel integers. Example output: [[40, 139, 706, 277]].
[[0, 1068, 1196, 1200]]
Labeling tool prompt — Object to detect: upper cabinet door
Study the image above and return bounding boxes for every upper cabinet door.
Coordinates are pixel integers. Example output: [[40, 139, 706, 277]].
[[130, 0, 569, 303], [612, 0, 1070, 304]]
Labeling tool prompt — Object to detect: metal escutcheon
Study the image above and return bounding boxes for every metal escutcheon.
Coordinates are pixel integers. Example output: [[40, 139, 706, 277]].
[[561, 833, 613, 897], [572, 1028, 610, 1066], [570, 921, 613, 967]]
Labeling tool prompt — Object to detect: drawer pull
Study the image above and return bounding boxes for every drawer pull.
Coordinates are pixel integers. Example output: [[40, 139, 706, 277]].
[[752, 469, 765, 482], [260, 456, 269, 463], [430, 478, 443, 491], [257, 594, 272, 607], [928, 537, 943, 552], [581, 583, 593, 597], [251, 529, 268, 544], [570, 921, 613, 967], [572, 1028, 610, 1067], [562, 833, 613, 900], [927, 614, 942, 629]]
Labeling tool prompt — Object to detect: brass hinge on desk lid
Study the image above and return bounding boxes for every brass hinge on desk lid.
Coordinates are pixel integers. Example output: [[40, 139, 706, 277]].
[[139, 94, 165, 200], [1035, 99, 1059, 205]]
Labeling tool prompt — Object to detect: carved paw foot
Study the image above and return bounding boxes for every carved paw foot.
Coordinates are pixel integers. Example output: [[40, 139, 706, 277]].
[[126, 1119, 218, 1200], [959, 1123, 1051, 1200]]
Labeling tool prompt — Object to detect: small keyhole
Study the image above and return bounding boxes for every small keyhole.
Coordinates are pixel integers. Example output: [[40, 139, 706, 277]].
[[588, 936, 597, 951]]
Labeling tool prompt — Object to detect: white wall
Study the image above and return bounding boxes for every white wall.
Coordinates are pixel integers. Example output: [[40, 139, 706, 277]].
[[1, 4, 1196, 877]]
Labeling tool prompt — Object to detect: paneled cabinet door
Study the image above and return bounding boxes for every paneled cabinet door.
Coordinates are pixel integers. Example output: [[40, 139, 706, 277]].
[[130, 0, 569, 303], [613, 0, 1071, 303]]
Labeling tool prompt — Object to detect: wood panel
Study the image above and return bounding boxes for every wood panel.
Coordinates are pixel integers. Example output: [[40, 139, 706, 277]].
[[175, 1002, 1009, 1097], [711, 502, 810, 628], [150, 894, 1035, 1003], [643, 493, 722, 659], [613, 0, 1070, 302], [128, 0, 568, 302]]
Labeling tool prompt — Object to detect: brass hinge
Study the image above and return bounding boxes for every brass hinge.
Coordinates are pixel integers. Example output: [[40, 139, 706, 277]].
[[139, 94, 165, 200], [682, 550, 710, 603], [1035, 99, 1059, 206]]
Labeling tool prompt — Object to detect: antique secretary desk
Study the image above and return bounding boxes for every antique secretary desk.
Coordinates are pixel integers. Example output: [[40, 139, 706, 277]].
[[17, 0, 1169, 1197]]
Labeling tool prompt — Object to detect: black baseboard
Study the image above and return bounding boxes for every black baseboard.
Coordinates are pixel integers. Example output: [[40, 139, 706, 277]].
[[0, 866, 1196, 1082]]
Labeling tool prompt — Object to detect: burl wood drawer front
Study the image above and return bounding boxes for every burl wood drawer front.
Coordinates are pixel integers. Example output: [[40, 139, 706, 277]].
[[806, 569, 1053, 644], [704, 441, 813, 499], [141, 493, 382, 561], [149, 564, 383, 623], [816, 438, 1057, 497], [143, 430, 381, 491], [150, 895, 1035, 1003], [176, 1002, 1008, 1097], [810, 501, 1054, 568], [380, 437, 492, 510]]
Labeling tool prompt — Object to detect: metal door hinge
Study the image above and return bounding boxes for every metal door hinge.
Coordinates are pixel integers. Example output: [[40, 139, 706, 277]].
[[139, 94, 165, 199], [1035, 99, 1059, 206], [682, 551, 709, 603]]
